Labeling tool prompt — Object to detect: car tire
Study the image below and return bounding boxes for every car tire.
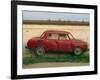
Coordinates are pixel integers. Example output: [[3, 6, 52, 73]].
[[74, 47, 83, 55], [35, 46, 45, 56]]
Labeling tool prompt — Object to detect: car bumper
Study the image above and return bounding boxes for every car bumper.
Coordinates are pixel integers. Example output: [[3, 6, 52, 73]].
[[84, 48, 89, 52], [25, 45, 28, 48], [87, 48, 89, 51]]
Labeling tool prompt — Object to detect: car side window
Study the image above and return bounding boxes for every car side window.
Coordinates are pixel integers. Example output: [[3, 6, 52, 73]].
[[59, 34, 65, 40], [65, 34, 70, 40], [59, 34, 69, 40], [47, 33, 58, 40]]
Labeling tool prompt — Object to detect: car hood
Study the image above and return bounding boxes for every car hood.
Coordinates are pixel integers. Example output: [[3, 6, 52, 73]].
[[71, 39, 87, 44]]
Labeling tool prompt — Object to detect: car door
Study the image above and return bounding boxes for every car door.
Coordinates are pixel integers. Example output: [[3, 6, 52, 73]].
[[57, 34, 72, 52], [44, 33, 59, 51]]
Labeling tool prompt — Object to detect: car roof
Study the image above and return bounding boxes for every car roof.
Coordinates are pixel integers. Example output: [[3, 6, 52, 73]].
[[44, 30, 70, 34]]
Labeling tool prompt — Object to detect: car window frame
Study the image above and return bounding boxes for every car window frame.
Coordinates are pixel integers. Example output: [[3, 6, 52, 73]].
[[46, 32, 59, 40], [58, 33, 70, 40]]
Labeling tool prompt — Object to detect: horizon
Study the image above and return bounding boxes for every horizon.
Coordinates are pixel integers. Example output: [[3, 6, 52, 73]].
[[23, 11, 90, 22]]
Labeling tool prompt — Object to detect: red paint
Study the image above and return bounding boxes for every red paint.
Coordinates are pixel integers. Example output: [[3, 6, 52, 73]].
[[27, 30, 88, 52]]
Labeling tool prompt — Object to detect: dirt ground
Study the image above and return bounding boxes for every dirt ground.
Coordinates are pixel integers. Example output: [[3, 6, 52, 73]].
[[23, 24, 90, 47], [23, 62, 89, 69]]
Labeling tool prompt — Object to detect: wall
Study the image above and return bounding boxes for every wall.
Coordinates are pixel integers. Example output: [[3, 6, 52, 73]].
[[0, 0, 99, 80]]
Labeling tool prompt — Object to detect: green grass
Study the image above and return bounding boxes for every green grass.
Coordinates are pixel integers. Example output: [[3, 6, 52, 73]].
[[23, 49, 89, 65]]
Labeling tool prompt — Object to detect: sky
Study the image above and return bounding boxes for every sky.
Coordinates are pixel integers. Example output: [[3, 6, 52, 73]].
[[23, 11, 90, 22]]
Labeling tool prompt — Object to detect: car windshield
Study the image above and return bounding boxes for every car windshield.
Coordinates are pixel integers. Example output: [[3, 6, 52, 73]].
[[40, 32, 45, 38], [67, 33, 74, 39]]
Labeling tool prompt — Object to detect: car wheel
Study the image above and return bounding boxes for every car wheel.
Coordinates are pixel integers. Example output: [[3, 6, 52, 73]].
[[35, 47, 45, 56], [74, 47, 83, 55]]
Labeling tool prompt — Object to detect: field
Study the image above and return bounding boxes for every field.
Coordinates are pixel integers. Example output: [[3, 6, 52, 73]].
[[22, 24, 90, 68], [23, 49, 89, 68]]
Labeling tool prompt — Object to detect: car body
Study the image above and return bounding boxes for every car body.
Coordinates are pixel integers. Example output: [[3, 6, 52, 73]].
[[26, 30, 88, 55]]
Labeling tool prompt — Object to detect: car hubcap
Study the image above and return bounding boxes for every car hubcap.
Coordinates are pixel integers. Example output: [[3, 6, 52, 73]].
[[74, 48, 82, 55], [36, 48, 44, 56]]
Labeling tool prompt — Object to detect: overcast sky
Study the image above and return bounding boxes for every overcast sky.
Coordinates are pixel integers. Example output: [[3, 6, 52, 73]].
[[23, 11, 90, 22]]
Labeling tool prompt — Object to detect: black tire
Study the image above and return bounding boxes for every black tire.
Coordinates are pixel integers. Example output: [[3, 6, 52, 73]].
[[35, 46, 45, 56], [74, 47, 83, 55]]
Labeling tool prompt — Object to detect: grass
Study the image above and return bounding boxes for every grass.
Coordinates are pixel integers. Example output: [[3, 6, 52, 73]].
[[23, 49, 89, 65]]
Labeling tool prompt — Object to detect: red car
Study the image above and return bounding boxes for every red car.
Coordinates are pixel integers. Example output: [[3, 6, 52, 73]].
[[26, 30, 88, 56]]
